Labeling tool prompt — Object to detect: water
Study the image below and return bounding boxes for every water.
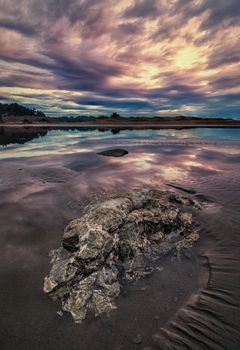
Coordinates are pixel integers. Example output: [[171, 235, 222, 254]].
[[0, 127, 240, 159], [0, 126, 239, 350]]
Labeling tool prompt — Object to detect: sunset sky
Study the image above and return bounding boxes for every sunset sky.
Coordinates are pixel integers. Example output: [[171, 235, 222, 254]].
[[0, 0, 239, 118]]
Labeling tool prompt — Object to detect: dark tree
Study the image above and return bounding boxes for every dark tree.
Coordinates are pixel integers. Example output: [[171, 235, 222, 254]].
[[110, 112, 121, 119]]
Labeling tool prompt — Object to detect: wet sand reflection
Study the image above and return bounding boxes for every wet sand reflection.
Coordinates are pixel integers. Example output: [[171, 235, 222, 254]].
[[0, 130, 240, 350]]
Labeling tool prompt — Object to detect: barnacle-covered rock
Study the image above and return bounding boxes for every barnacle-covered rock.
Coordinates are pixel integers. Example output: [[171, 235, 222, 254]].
[[44, 189, 201, 323]]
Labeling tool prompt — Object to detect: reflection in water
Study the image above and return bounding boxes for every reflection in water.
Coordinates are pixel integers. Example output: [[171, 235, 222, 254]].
[[0, 128, 240, 349], [0, 126, 48, 146], [0, 126, 240, 159]]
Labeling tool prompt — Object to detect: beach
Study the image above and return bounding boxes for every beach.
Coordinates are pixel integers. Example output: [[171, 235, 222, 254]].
[[0, 127, 240, 349]]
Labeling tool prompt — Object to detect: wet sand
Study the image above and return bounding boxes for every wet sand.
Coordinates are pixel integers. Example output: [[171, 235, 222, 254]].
[[0, 130, 240, 349]]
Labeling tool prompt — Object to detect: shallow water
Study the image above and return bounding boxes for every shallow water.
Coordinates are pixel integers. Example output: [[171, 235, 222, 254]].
[[0, 127, 239, 350]]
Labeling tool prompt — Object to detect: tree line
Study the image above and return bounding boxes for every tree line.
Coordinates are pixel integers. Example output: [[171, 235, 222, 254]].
[[0, 102, 46, 118]]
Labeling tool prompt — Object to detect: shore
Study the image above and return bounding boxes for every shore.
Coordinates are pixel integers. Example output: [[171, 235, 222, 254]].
[[2, 121, 240, 129], [0, 133, 239, 349]]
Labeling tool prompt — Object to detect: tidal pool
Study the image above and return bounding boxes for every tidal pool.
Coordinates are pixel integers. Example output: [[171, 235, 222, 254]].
[[0, 127, 239, 350]]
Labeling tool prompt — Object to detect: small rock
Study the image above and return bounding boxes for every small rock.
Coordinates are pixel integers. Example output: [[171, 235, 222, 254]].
[[132, 334, 142, 345], [57, 310, 63, 317], [97, 149, 128, 157], [156, 266, 163, 272]]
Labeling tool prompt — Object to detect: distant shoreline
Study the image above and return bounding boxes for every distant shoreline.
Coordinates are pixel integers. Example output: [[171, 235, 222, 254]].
[[2, 121, 240, 129]]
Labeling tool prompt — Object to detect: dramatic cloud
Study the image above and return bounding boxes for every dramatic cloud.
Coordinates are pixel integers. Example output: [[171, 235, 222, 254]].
[[0, 0, 239, 118], [124, 0, 160, 19]]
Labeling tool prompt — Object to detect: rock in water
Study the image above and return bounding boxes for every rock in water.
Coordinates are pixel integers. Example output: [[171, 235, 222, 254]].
[[97, 149, 128, 157], [43, 189, 201, 323]]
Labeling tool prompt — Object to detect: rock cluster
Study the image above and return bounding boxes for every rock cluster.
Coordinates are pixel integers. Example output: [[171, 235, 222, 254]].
[[44, 189, 201, 323]]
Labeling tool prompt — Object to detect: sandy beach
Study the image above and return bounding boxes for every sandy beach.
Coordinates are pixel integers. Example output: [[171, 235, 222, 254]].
[[0, 127, 240, 349]]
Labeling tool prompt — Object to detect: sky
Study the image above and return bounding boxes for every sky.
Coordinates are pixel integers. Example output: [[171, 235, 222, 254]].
[[0, 0, 239, 118]]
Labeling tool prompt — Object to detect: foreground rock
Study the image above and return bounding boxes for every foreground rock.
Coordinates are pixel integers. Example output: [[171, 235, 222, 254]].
[[97, 149, 128, 157], [44, 189, 201, 323]]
